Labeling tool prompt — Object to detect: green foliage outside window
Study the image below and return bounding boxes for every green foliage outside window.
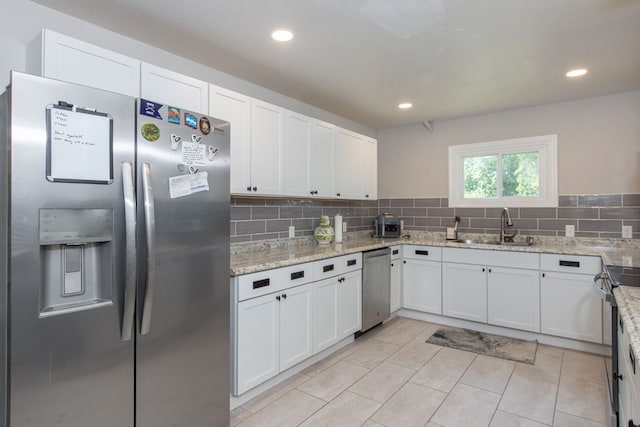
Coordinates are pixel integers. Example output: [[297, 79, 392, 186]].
[[463, 152, 539, 199]]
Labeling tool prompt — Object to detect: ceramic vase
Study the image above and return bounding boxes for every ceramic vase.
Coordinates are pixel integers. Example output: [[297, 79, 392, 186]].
[[314, 215, 335, 244]]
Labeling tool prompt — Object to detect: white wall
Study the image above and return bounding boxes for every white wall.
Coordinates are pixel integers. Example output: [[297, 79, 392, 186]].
[[378, 91, 640, 198], [0, 0, 374, 137]]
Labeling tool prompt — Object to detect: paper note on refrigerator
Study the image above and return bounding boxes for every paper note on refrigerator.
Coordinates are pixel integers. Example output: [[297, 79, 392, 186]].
[[181, 141, 207, 167], [169, 172, 209, 199]]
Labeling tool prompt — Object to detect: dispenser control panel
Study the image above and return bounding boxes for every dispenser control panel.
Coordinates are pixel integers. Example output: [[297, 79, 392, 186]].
[[39, 209, 113, 244]]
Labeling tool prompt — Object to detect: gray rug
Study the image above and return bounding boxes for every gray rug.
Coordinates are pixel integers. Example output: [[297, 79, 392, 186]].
[[426, 326, 537, 364]]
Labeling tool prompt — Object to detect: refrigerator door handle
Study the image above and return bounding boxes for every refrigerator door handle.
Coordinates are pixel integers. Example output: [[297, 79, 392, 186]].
[[121, 162, 136, 341], [140, 162, 156, 335]]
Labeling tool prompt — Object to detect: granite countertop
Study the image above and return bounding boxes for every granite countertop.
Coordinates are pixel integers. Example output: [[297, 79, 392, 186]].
[[230, 232, 640, 276], [614, 286, 640, 363]]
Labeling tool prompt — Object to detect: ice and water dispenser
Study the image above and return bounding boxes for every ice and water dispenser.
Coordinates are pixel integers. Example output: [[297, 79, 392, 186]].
[[39, 208, 114, 316]]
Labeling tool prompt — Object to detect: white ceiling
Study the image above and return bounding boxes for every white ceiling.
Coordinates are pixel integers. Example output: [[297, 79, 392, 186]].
[[31, 0, 640, 130]]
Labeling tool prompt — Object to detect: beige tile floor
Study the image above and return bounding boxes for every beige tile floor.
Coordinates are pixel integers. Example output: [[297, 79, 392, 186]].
[[231, 317, 609, 427]]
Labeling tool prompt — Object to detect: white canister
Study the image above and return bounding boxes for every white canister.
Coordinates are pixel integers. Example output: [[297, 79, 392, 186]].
[[334, 214, 343, 243]]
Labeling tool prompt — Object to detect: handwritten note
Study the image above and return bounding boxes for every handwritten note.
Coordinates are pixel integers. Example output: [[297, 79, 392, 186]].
[[47, 105, 113, 183]]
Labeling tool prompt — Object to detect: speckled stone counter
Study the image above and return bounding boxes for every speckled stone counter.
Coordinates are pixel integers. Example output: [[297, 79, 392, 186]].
[[231, 232, 640, 276], [614, 286, 640, 362]]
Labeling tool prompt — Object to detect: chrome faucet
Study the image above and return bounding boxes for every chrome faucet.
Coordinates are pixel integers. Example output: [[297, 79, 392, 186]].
[[500, 208, 516, 243]]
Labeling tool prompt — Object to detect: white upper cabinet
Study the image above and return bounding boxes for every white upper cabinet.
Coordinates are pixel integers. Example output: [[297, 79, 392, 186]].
[[27, 29, 140, 97], [250, 100, 285, 196], [209, 85, 252, 194], [140, 63, 208, 114], [335, 127, 365, 199], [283, 110, 312, 197], [363, 137, 377, 200], [310, 120, 336, 198]]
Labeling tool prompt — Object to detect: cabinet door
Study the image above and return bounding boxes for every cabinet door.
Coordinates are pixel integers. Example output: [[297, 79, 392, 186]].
[[236, 293, 279, 395], [487, 267, 540, 332], [363, 137, 377, 200], [279, 284, 313, 371], [338, 271, 362, 338], [402, 259, 442, 314], [140, 63, 208, 114], [312, 277, 338, 353], [334, 128, 365, 199], [209, 85, 251, 194], [442, 262, 487, 322], [310, 120, 336, 198], [283, 111, 311, 197], [540, 271, 602, 343], [29, 29, 140, 96], [251, 100, 284, 195], [390, 258, 402, 312]]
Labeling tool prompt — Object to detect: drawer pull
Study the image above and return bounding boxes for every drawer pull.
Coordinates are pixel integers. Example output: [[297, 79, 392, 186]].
[[559, 260, 580, 268], [392, 249, 399, 255], [252, 278, 270, 289], [347, 259, 357, 267], [290, 271, 305, 280], [323, 264, 335, 273], [415, 250, 429, 256]]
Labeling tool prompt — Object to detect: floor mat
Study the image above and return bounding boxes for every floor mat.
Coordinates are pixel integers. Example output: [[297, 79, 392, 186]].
[[426, 326, 537, 364]]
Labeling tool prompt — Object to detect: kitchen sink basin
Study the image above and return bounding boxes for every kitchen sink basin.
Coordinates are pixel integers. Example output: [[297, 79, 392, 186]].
[[448, 239, 533, 247]]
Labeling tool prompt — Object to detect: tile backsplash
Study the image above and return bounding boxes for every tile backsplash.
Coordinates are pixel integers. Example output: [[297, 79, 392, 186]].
[[231, 194, 640, 242]]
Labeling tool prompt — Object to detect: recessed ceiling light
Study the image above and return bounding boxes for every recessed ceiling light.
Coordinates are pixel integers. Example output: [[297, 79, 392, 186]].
[[398, 102, 412, 109], [271, 29, 293, 42], [566, 68, 588, 78]]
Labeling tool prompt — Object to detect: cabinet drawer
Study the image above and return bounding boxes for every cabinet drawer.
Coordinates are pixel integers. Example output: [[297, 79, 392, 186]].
[[390, 245, 401, 261], [403, 245, 442, 261], [313, 253, 362, 280], [237, 262, 313, 301], [443, 248, 538, 270], [540, 254, 601, 275]]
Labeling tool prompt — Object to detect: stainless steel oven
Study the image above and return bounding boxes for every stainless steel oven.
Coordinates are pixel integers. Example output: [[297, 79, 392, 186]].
[[594, 265, 640, 427]]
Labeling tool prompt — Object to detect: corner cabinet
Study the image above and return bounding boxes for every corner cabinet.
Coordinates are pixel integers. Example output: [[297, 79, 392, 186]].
[[140, 63, 209, 114], [26, 28, 140, 97], [540, 254, 603, 343], [363, 137, 378, 200]]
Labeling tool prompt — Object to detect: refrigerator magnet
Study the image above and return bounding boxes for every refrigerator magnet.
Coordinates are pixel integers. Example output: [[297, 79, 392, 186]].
[[167, 106, 181, 125], [170, 134, 182, 150]]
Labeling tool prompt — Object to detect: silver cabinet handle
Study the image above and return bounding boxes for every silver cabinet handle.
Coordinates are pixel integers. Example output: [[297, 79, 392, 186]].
[[141, 163, 156, 335], [592, 272, 611, 302], [121, 162, 136, 341]]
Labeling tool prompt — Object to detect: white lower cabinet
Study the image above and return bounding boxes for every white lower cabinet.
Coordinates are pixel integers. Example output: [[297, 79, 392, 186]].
[[236, 283, 312, 394], [236, 292, 280, 394], [279, 284, 313, 371], [402, 246, 442, 314], [312, 254, 363, 353], [441, 248, 540, 332], [487, 267, 540, 332], [390, 246, 402, 312], [337, 270, 362, 337], [312, 277, 338, 353], [618, 314, 640, 427], [442, 262, 487, 322], [540, 254, 602, 343]]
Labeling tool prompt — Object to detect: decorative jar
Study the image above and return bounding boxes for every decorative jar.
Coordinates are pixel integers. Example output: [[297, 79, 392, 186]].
[[314, 215, 335, 244]]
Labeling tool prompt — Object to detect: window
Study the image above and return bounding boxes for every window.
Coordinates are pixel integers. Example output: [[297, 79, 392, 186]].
[[449, 134, 557, 207]]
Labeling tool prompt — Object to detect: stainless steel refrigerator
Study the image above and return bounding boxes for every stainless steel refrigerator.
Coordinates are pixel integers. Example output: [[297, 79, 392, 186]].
[[0, 71, 230, 427]]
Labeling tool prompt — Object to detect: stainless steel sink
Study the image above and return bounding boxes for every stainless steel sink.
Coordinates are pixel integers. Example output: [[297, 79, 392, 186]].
[[448, 239, 533, 247]]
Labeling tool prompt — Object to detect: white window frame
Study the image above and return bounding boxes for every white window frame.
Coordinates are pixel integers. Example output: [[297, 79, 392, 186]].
[[448, 134, 558, 208]]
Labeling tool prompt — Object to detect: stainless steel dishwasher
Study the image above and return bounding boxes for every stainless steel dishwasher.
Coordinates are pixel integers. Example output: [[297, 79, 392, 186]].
[[360, 247, 391, 333]]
